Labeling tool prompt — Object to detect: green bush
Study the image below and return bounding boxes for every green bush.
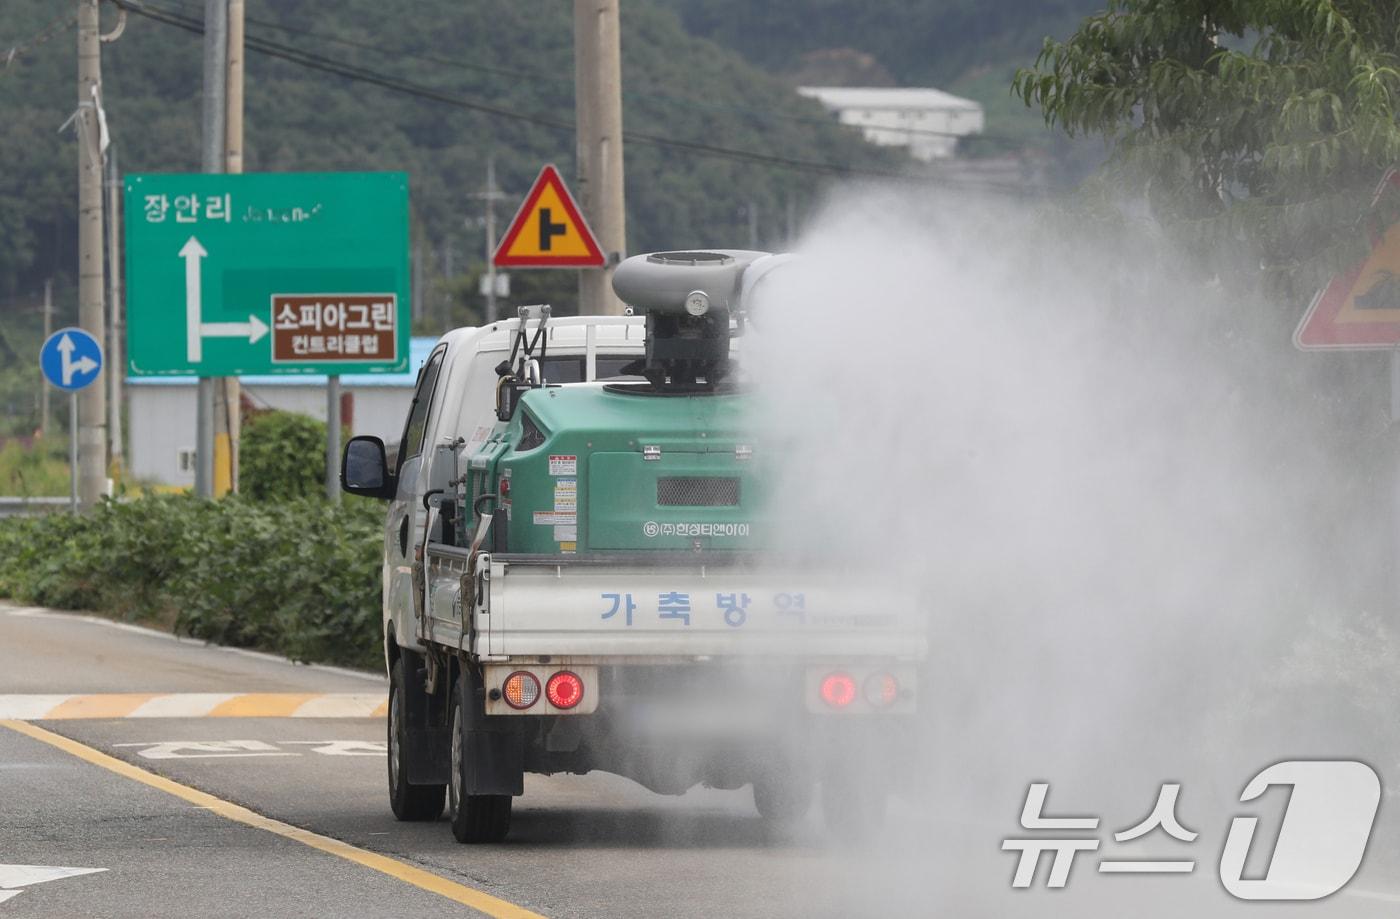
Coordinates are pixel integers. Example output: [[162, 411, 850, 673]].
[[0, 493, 386, 670], [241, 410, 327, 502], [0, 439, 71, 496]]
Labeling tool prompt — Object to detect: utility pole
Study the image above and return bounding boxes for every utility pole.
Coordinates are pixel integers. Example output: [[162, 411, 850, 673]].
[[573, 0, 626, 315], [106, 147, 124, 475], [215, 0, 245, 495], [412, 243, 423, 329], [76, 0, 108, 509], [472, 155, 506, 324], [196, 0, 227, 498], [40, 279, 53, 439], [486, 156, 499, 323], [325, 377, 341, 504]]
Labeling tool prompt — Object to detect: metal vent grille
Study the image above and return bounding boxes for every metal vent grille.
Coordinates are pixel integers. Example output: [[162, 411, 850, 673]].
[[517, 413, 546, 451], [657, 476, 739, 507]]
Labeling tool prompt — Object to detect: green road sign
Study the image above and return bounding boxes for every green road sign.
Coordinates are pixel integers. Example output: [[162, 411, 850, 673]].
[[125, 172, 410, 377]]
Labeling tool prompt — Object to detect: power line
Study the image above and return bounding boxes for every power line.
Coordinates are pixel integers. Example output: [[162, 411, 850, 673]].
[[109, 0, 1032, 190], [2, 10, 79, 73]]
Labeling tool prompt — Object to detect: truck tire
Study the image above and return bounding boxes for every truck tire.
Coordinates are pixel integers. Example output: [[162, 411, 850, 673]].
[[447, 682, 512, 843], [388, 657, 446, 821], [753, 774, 813, 823]]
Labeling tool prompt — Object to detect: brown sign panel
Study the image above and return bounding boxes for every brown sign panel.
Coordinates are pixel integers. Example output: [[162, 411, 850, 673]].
[[271, 293, 397, 363]]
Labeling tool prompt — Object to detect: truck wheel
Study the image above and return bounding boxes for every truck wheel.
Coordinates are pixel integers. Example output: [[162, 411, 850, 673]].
[[820, 766, 886, 839], [388, 657, 445, 821], [753, 775, 813, 823], [447, 683, 512, 843]]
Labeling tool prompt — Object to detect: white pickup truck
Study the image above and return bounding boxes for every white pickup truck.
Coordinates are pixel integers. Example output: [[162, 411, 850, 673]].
[[342, 250, 927, 842]]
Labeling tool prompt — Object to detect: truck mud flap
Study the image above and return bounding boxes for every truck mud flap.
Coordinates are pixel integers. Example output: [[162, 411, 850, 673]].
[[404, 652, 450, 786], [460, 667, 525, 796]]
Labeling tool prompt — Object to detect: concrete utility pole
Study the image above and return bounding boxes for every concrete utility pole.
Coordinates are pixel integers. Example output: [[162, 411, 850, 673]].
[[76, 0, 108, 509], [214, 0, 245, 495], [476, 155, 506, 324], [196, 0, 227, 498], [573, 0, 626, 315], [40, 279, 52, 439], [325, 377, 341, 504], [106, 147, 124, 474]]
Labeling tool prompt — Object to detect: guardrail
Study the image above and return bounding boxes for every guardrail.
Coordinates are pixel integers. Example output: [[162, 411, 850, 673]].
[[0, 497, 70, 518]]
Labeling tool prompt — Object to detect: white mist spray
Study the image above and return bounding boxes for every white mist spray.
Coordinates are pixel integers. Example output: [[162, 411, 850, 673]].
[[740, 184, 1395, 915]]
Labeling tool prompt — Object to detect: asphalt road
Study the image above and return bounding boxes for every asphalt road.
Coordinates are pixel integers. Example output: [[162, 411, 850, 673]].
[[3, 600, 1400, 918]]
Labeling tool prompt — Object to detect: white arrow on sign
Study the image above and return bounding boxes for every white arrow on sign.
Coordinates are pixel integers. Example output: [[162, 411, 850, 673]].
[[181, 236, 269, 364], [55, 333, 98, 387], [0, 864, 107, 906]]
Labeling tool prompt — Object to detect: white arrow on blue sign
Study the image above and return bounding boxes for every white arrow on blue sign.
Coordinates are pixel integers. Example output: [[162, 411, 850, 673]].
[[40, 327, 104, 392]]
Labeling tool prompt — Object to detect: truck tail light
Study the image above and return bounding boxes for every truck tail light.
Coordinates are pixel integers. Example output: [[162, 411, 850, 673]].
[[502, 671, 540, 709], [819, 672, 857, 708], [546, 671, 584, 710], [865, 672, 899, 708]]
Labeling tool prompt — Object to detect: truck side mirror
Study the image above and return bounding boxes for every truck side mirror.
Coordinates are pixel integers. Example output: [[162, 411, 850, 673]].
[[342, 435, 397, 499]]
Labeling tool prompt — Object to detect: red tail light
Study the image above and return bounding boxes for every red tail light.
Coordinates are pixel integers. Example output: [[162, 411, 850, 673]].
[[819, 672, 857, 708], [546, 671, 584, 709]]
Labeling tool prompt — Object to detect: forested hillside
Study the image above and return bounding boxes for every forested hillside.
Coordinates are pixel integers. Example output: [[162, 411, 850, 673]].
[[656, 0, 1102, 87], [0, 0, 897, 310], [0, 0, 1084, 434], [658, 0, 1104, 149]]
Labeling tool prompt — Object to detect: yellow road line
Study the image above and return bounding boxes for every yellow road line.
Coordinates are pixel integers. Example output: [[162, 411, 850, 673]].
[[207, 692, 319, 718], [2, 720, 546, 919], [46, 693, 161, 719]]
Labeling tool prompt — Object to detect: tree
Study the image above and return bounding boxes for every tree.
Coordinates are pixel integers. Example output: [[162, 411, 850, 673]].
[[1014, 0, 1400, 294]]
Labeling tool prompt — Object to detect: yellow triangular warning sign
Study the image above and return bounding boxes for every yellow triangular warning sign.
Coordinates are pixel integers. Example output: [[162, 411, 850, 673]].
[[1296, 169, 1400, 349], [493, 165, 605, 268]]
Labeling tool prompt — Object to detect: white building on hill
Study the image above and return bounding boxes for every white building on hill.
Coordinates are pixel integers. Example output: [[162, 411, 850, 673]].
[[797, 86, 985, 161]]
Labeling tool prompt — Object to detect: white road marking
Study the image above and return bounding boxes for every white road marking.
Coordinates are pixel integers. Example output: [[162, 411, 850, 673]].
[[112, 740, 297, 760], [0, 864, 107, 908], [0, 865, 107, 889], [284, 740, 386, 756], [0, 696, 73, 719]]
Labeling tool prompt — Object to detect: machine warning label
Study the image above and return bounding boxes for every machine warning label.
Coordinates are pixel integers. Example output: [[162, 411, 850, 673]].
[[534, 511, 577, 527], [554, 478, 577, 511], [643, 521, 751, 538], [548, 455, 577, 476]]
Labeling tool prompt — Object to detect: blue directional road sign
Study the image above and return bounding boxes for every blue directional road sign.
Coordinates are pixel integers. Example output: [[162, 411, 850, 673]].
[[41, 327, 104, 392]]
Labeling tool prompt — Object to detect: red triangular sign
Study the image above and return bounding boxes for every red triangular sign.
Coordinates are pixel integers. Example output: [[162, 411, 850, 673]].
[[493, 165, 605, 268], [1295, 169, 1400, 350]]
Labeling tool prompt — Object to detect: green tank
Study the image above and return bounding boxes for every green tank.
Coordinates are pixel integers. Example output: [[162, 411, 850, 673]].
[[447, 249, 788, 558], [469, 384, 760, 554]]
